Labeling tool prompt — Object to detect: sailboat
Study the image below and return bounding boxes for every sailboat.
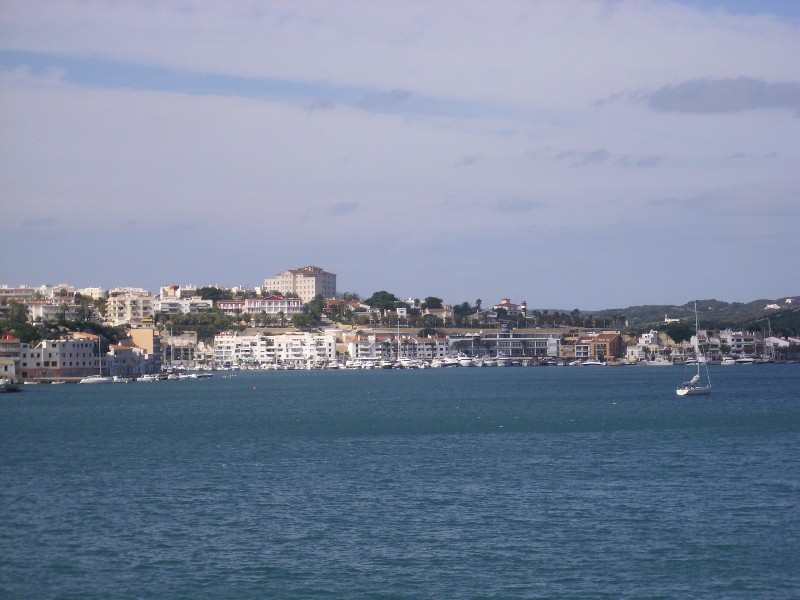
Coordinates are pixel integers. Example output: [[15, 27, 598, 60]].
[[79, 337, 114, 384], [676, 303, 711, 396]]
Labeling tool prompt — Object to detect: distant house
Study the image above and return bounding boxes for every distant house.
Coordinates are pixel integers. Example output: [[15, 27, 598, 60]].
[[492, 298, 527, 317]]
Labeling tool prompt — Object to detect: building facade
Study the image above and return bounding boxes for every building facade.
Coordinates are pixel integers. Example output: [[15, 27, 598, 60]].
[[17, 336, 102, 380], [217, 296, 303, 317], [212, 331, 336, 367], [105, 288, 155, 327], [263, 266, 336, 303]]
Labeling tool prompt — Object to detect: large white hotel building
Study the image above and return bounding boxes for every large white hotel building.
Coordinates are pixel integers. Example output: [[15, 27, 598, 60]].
[[263, 266, 336, 303]]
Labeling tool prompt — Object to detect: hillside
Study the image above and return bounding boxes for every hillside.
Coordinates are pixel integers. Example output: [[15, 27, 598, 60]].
[[587, 297, 799, 334]]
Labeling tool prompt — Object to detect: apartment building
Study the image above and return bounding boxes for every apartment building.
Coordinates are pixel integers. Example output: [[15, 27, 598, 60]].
[[26, 300, 84, 322], [105, 288, 154, 327], [719, 329, 758, 356], [263, 266, 336, 303], [129, 328, 163, 373], [213, 331, 335, 366], [344, 333, 451, 361], [17, 336, 101, 380], [153, 296, 213, 316], [217, 296, 303, 317]]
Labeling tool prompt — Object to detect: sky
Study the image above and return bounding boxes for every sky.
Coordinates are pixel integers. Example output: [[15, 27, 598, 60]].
[[1, 0, 798, 310]]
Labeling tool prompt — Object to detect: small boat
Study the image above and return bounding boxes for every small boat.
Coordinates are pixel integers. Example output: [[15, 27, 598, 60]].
[[457, 353, 474, 367], [721, 356, 736, 366], [0, 378, 21, 393], [581, 359, 606, 366], [79, 375, 114, 384], [676, 303, 711, 396]]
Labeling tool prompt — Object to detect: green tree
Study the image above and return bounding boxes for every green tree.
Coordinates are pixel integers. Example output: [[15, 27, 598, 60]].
[[291, 313, 317, 328], [664, 321, 694, 344], [422, 296, 443, 310], [197, 286, 233, 303], [365, 291, 399, 313], [305, 294, 326, 320]]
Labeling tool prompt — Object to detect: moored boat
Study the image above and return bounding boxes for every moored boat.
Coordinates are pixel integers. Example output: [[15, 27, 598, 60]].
[[676, 303, 711, 397]]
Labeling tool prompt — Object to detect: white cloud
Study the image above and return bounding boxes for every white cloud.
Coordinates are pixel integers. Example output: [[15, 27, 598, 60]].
[[1, 1, 799, 306]]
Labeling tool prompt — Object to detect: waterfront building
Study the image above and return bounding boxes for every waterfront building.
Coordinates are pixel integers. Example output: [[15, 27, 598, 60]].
[[263, 266, 336, 303], [128, 328, 163, 374], [343, 333, 451, 361], [272, 332, 336, 365], [17, 335, 102, 380], [719, 329, 757, 356], [212, 331, 335, 367], [0, 357, 15, 380], [344, 333, 392, 361], [107, 344, 147, 379], [590, 332, 623, 361], [452, 330, 562, 359], [163, 331, 199, 366]]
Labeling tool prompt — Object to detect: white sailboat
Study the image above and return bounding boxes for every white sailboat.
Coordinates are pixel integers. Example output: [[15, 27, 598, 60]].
[[676, 303, 711, 396], [79, 337, 114, 384]]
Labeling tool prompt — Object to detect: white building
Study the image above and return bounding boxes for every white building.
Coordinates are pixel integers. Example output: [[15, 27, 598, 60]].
[[263, 266, 336, 303], [153, 296, 213, 316], [76, 287, 107, 300], [216, 296, 303, 317], [492, 298, 527, 316], [245, 295, 304, 315], [17, 336, 101, 380], [213, 331, 336, 367], [105, 288, 155, 327], [343, 333, 451, 361], [26, 300, 83, 322]]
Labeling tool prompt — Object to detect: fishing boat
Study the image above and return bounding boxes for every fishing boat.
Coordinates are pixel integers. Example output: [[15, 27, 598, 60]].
[[676, 303, 711, 396]]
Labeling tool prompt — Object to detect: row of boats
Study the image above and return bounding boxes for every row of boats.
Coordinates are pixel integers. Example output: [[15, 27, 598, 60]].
[[79, 371, 214, 384]]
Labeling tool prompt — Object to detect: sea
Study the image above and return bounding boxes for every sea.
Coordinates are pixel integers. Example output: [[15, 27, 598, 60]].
[[1, 364, 799, 599]]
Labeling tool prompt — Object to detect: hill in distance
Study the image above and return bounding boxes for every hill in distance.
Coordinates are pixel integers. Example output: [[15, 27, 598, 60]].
[[536, 296, 799, 334]]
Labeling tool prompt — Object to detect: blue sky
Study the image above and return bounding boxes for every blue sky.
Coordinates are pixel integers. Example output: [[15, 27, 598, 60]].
[[1, 1, 798, 309]]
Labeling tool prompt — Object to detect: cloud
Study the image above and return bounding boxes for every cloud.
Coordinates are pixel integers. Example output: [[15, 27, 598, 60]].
[[649, 183, 800, 219], [328, 202, 362, 217], [359, 89, 413, 111], [641, 77, 800, 115]]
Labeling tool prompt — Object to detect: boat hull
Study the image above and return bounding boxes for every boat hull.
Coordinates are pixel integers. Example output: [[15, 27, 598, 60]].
[[676, 385, 711, 396]]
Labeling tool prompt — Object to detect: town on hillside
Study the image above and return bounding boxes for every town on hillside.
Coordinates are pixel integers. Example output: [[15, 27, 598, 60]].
[[1, 266, 798, 384]]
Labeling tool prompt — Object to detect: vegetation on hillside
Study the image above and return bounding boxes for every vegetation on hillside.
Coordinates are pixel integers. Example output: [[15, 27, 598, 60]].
[[0, 301, 126, 345], [3, 293, 797, 346]]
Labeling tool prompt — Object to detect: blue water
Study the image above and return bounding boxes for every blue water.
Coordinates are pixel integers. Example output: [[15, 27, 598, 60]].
[[2, 365, 799, 599]]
